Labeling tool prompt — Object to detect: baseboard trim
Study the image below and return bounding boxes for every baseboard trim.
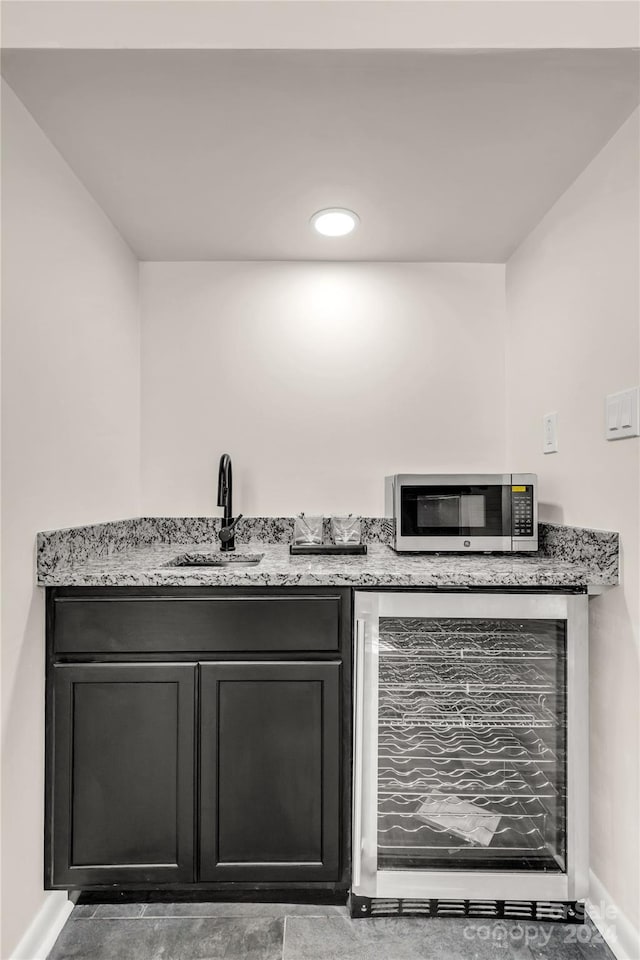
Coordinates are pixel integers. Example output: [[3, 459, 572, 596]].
[[587, 870, 640, 960], [9, 892, 73, 960]]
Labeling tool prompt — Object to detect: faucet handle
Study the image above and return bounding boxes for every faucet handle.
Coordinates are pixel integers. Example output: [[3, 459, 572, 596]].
[[218, 514, 243, 542]]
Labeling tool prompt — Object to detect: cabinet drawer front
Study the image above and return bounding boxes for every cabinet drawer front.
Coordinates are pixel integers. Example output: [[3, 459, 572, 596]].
[[53, 595, 343, 654]]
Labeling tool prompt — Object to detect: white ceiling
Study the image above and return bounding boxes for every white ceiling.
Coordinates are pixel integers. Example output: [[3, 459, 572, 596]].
[[2, 49, 639, 261]]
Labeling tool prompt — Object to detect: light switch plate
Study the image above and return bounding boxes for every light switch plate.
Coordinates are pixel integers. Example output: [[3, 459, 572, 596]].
[[543, 412, 558, 454], [605, 387, 640, 440]]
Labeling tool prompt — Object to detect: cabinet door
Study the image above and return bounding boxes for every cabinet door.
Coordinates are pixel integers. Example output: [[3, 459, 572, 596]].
[[200, 661, 341, 881], [50, 663, 195, 887]]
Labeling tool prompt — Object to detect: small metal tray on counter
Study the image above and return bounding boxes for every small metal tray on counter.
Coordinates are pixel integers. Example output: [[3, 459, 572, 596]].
[[289, 543, 368, 556]]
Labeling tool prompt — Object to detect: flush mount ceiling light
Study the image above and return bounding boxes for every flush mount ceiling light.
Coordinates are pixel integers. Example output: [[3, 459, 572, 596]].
[[311, 208, 359, 237]]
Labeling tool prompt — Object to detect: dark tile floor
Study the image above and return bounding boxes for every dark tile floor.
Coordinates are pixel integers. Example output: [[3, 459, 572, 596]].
[[48, 902, 617, 960]]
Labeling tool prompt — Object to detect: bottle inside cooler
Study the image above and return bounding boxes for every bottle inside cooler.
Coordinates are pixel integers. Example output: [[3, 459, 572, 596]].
[[377, 617, 567, 873]]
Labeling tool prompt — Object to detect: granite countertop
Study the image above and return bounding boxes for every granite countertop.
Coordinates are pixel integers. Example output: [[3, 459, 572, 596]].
[[37, 540, 617, 591]]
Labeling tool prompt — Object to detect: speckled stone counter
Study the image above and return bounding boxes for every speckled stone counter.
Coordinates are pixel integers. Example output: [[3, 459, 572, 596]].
[[36, 518, 619, 592]]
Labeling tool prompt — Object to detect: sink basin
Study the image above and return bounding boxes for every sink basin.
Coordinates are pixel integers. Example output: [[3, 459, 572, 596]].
[[168, 551, 264, 567]]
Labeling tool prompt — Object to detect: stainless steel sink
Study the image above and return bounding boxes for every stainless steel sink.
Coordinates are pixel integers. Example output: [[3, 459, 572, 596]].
[[168, 551, 264, 567]]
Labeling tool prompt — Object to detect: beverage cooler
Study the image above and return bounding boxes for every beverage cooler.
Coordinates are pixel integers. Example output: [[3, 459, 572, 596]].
[[351, 591, 589, 921]]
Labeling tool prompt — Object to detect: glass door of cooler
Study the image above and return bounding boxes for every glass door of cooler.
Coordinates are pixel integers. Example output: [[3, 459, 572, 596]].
[[352, 592, 588, 903]]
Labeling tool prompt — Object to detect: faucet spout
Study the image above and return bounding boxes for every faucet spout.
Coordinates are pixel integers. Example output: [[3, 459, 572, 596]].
[[217, 454, 235, 551], [217, 454, 232, 519]]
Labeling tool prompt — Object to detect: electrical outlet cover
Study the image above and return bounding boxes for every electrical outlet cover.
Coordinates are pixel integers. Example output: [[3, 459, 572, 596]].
[[543, 412, 558, 454]]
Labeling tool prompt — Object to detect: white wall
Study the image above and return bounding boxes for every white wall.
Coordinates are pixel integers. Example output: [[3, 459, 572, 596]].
[[506, 109, 640, 944], [1, 81, 141, 957], [140, 261, 507, 517]]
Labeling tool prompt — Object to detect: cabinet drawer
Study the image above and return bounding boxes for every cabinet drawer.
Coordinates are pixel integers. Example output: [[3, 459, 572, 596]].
[[53, 595, 343, 655]]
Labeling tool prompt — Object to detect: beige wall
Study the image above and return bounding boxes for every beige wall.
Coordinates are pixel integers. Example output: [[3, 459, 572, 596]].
[[140, 261, 507, 517], [0, 82, 141, 957], [506, 109, 640, 938]]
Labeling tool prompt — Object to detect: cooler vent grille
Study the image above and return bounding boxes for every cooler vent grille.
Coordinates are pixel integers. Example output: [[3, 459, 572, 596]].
[[351, 896, 584, 924]]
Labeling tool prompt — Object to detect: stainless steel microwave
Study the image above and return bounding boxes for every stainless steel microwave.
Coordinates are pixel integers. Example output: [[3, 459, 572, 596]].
[[385, 473, 538, 553]]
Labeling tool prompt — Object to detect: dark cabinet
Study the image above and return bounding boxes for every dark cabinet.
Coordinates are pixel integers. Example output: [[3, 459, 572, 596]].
[[50, 663, 196, 886], [46, 587, 351, 892], [200, 661, 341, 881]]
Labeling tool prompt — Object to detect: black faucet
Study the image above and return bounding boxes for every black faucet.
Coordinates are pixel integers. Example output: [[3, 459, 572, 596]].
[[217, 454, 242, 552]]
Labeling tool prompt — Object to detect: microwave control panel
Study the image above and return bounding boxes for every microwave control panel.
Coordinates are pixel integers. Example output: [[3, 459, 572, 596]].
[[511, 486, 534, 538]]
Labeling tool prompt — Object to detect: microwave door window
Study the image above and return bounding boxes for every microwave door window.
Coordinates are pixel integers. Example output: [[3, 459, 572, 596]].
[[418, 496, 461, 530], [402, 486, 508, 538], [418, 495, 487, 530]]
